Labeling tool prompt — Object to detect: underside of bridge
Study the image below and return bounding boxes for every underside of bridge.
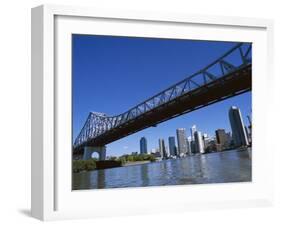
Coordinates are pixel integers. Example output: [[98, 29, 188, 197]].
[[74, 64, 251, 154]]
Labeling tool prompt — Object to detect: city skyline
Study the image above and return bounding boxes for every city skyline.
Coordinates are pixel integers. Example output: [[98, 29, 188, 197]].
[[104, 101, 251, 157], [73, 35, 251, 157], [134, 105, 250, 157]]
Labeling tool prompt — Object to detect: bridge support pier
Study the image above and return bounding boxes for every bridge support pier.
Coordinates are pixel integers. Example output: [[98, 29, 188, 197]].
[[83, 146, 106, 161]]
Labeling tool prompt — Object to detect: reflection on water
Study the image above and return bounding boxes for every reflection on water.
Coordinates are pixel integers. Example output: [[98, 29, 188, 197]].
[[72, 149, 252, 190]]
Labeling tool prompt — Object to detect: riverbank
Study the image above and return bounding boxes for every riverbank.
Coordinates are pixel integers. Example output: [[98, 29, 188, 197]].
[[123, 160, 151, 167], [72, 159, 153, 172], [73, 149, 251, 173]]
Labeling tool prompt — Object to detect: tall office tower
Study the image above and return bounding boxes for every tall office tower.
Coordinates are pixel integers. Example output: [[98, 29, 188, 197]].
[[140, 137, 148, 154], [186, 137, 191, 155], [159, 139, 167, 159], [190, 140, 196, 153], [194, 131, 204, 154], [244, 126, 251, 143], [187, 136, 192, 155], [190, 125, 197, 141], [215, 129, 228, 148], [176, 128, 188, 156], [202, 134, 211, 150], [226, 132, 232, 146], [168, 136, 177, 156], [229, 106, 249, 147]]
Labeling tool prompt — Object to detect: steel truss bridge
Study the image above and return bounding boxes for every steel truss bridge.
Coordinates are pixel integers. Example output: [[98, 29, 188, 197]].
[[74, 43, 252, 153]]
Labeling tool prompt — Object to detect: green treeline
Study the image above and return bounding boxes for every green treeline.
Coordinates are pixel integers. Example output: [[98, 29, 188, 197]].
[[116, 153, 156, 164], [73, 153, 156, 173], [72, 159, 97, 173]]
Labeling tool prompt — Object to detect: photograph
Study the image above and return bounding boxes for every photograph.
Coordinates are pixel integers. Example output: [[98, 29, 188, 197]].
[[71, 34, 252, 190]]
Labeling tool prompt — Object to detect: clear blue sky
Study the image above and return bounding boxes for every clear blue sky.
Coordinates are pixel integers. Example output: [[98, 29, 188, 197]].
[[72, 34, 251, 157]]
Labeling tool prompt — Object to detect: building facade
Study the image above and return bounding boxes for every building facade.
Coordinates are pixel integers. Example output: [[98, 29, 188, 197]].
[[190, 125, 197, 141], [168, 136, 177, 156], [215, 129, 229, 149], [194, 131, 205, 154], [187, 136, 192, 154], [159, 138, 167, 159], [176, 128, 188, 156], [229, 106, 249, 147], [140, 137, 148, 154]]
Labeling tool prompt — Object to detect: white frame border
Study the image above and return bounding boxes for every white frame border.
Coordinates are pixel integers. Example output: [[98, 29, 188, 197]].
[[31, 4, 274, 221]]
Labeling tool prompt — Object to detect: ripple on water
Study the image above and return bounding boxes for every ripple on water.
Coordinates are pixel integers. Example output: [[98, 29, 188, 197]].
[[72, 149, 252, 190]]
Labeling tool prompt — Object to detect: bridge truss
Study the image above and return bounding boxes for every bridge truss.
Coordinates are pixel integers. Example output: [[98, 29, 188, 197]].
[[74, 42, 252, 150]]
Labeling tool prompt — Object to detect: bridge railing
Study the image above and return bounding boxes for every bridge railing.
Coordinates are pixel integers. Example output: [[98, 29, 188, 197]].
[[74, 42, 252, 148]]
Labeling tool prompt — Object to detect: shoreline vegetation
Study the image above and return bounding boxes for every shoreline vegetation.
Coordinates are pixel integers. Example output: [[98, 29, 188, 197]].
[[73, 153, 156, 173], [123, 160, 151, 166], [72, 147, 251, 173]]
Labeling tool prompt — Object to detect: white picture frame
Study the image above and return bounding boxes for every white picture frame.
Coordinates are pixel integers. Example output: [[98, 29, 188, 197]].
[[31, 4, 274, 221]]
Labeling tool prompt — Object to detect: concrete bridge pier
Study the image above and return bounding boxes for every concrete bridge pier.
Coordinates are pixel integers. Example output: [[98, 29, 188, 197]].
[[83, 146, 106, 161]]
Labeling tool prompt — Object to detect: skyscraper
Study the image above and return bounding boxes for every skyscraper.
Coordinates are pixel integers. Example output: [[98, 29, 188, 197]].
[[226, 132, 232, 146], [229, 106, 249, 147], [194, 131, 204, 154], [215, 129, 228, 148], [244, 126, 250, 141], [187, 136, 192, 155], [168, 136, 177, 156], [140, 137, 148, 154], [159, 139, 167, 159], [176, 128, 188, 156], [190, 125, 197, 141], [202, 133, 211, 150]]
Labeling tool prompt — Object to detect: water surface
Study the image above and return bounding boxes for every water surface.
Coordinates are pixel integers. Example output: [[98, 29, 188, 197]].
[[72, 149, 252, 190]]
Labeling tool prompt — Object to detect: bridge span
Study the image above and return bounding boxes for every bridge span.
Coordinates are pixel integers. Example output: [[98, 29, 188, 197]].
[[73, 43, 252, 159]]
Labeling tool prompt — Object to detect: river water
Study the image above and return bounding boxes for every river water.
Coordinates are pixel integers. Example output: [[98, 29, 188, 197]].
[[72, 149, 251, 190]]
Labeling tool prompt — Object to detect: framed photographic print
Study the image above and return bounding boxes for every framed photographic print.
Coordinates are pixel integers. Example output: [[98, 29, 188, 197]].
[[31, 4, 274, 221]]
